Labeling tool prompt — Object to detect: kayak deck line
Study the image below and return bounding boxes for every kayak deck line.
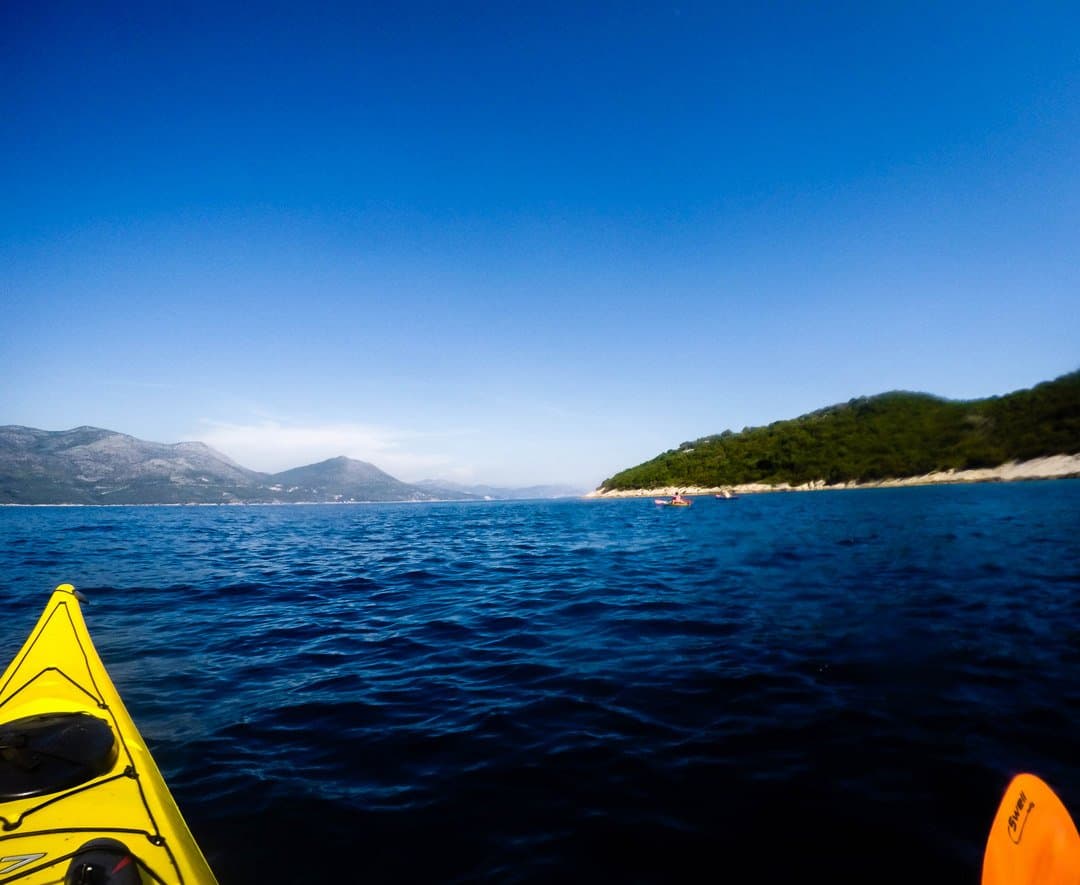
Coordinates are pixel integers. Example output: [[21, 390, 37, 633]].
[[0, 585, 217, 884], [0, 831, 175, 885], [0, 599, 162, 835], [0, 603, 108, 707], [0, 594, 179, 883]]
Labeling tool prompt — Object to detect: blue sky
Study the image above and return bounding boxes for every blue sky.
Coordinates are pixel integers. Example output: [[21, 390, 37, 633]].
[[3, 2, 1078, 489]]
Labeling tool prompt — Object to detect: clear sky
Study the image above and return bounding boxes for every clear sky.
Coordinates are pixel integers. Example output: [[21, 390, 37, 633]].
[[3, 2, 1078, 489]]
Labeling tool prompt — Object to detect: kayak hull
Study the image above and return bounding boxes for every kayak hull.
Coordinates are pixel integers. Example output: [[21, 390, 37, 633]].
[[0, 585, 217, 884]]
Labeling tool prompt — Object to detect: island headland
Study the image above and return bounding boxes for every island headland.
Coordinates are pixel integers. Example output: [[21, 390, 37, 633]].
[[589, 371, 1080, 498]]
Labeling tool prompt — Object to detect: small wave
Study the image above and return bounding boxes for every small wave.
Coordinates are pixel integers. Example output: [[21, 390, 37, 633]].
[[2, 485, 1077, 885], [63, 523, 118, 533]]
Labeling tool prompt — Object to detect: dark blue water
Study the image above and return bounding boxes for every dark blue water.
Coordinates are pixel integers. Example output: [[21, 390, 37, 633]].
[[1, 482, 1078, 883]]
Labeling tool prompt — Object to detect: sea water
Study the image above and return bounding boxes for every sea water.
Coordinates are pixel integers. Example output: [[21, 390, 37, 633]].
[[1, 481, 1077, 883]]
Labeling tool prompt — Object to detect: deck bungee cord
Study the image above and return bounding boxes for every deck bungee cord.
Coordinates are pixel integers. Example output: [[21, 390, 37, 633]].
[[0, 585, 217, 884]]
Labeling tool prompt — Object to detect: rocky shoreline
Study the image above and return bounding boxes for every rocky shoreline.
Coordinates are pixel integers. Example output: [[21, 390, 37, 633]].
[[584, 453, 1080, 498]]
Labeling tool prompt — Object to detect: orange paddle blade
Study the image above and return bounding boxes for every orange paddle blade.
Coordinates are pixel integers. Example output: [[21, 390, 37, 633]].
[[982, 773, 1080, 885]]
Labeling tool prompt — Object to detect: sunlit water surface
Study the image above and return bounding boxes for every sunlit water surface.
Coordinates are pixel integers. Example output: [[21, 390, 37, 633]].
[[1, 482, 1077, 883]]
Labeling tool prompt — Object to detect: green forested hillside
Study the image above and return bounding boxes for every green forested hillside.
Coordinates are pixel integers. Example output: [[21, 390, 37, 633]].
[[600, 371, 1080, 491]]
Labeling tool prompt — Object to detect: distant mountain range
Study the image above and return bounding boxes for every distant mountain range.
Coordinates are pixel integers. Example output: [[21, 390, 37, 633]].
[[412, 479, 585, 501], [0, 426, 585, 505]]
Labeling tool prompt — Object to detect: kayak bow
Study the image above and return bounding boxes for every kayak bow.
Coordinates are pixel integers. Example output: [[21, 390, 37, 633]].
[[0, 584, 217, 884]]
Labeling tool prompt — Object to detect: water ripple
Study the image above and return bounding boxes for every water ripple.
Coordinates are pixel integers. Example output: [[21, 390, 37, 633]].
[[0, 483, 1077, 883]]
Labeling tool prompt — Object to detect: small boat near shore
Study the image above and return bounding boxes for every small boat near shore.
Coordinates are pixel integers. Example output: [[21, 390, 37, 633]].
[[654, 496, 692, 506]]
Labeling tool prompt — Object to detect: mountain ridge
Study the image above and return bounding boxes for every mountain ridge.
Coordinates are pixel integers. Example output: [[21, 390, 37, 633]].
[[0, 427, 540, 504]]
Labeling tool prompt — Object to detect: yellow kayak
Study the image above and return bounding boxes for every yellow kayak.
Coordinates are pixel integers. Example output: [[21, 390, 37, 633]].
[[0, 584, 217, 884]]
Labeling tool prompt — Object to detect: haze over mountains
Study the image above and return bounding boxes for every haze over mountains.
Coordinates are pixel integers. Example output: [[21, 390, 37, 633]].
[[0, 426, 585, 505], [5, 370, 1077, 505]]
